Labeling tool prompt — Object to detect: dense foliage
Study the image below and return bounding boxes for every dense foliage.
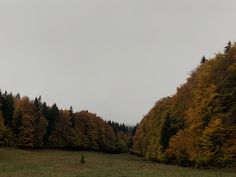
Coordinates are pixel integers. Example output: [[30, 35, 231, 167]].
[[132, 42, 236, 167], [0, 93, 131, 153], [106, 121, 136, 152]]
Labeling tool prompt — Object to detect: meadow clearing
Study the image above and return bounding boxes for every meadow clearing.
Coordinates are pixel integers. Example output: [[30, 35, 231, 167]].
[[0, 148, 235, 177]]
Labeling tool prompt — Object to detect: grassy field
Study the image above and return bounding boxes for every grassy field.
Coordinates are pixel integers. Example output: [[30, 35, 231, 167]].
[[0, 148, 235, 177]]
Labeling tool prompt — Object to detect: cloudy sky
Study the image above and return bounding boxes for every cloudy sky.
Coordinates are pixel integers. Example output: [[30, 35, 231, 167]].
[[0, 0, 235, 125]]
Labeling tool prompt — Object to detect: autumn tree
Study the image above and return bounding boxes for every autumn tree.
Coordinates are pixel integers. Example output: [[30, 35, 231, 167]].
[[48, 110, 80, 148], [14, 97, 35, 147]]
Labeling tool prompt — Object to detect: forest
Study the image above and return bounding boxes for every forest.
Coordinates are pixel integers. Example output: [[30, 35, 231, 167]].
[[0, 42, 236, 169], [132, 42, 236, 167], [0, 92, 132, 153]]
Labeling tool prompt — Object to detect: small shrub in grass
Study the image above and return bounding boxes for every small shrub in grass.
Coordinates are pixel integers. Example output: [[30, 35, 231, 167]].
[[80, 155, 85, 164], [178, 153, 191, 167], [162, 153, 171, 164]]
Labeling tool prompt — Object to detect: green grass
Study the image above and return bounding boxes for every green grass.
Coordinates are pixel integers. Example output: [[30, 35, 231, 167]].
[[0, 148, 235, 177]]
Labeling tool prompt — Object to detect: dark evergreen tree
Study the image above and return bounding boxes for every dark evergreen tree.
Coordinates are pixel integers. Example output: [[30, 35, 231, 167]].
[[42, 102, 49, 118], [132, 124, 138, 136], [12, 111, 22, 137], [201, 56, 208, 64], [69, 106, 75, 128], [160, 114, 172, 149], [44, 103, 59, 146], [224, 41, 232, 53], [1, 92, 14, 128], [33, 96, 43, 147], [15, 93, 21, 100]]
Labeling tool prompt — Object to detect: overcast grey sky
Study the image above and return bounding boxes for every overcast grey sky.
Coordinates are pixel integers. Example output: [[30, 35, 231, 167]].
[[0, 0, 235, 125]]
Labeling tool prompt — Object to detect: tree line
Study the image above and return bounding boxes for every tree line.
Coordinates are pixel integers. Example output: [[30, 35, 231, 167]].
[[0, 93, 132, 153], [132, 42, 236, 168]]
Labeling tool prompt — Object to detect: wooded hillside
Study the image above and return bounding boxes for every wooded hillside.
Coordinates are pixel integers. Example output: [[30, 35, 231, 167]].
[[132, 42, 236, 167], [0, 93, 132, 153]]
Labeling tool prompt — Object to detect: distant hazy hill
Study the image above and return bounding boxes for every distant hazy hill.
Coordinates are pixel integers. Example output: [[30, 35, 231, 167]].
[[132, 42, 236, 167]]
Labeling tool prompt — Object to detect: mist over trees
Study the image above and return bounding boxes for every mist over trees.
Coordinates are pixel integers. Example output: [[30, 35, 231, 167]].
[[132, 42, 236, 167], [0, 92, 131, 153]]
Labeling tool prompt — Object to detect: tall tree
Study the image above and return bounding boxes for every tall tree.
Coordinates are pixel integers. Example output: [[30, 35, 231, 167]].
[[14, 97, 35, 147], [1, 92, 14, 128], [224, 41, 232, 53], [201, 56, 208, 64], [44, 103, 59, 146], [0, 102, 12, 146], [69, 106, 75, 128], [33, 96, 47, 147]]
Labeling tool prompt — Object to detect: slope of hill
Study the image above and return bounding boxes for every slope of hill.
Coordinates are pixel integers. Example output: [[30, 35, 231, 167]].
[[132, 42, 236, 167]]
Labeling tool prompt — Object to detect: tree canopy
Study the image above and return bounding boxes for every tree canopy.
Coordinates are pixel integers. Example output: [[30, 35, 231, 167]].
[[132, 42, 236, 167], [0, 92, 131, 153]]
